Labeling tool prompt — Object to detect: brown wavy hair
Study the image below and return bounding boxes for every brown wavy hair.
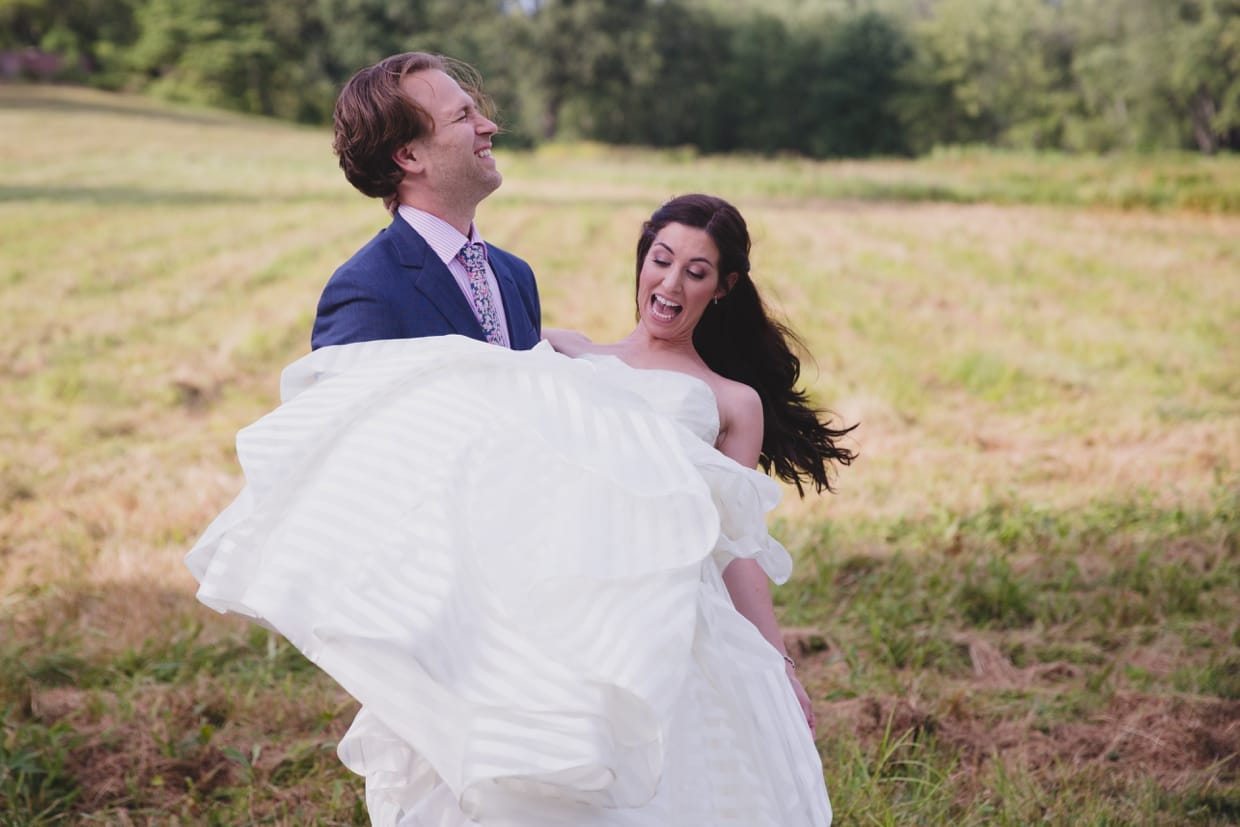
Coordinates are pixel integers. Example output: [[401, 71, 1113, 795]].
[[332, 52, 494, 214], [636, 194, 857, 494]]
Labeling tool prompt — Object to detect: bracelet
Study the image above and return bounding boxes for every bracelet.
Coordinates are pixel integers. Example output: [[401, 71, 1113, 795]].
[[782, 654, 796, 670]]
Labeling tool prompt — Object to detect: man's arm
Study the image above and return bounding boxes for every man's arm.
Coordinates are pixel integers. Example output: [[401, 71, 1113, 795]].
[[312, 274, 406, 349]]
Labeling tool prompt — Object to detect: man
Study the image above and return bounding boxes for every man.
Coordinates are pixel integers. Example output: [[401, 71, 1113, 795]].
[[312, 52, 541, 350]]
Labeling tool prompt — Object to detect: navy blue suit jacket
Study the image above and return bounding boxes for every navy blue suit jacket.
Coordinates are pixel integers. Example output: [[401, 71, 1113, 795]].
[[312, 216, 541, 350]]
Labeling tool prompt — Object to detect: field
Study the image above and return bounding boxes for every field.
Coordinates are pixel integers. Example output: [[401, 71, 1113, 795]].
[[2, 84, 1238, 825]]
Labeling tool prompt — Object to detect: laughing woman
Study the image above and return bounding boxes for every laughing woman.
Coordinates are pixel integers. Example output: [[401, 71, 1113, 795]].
[[186, 194, 855, 826]]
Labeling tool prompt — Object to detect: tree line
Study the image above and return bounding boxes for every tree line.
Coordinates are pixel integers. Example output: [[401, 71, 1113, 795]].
[[3, 0, 1238, 156]]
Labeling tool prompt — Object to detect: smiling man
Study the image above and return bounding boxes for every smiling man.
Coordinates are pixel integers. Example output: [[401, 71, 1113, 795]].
[[312, 52, 541, 350]]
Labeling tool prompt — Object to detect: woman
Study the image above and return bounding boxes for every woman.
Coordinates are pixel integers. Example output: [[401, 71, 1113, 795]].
[[187, 194, 854, 826]]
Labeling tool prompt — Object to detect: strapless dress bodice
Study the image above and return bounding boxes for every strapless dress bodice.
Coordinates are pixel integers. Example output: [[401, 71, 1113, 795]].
[[575, 352, 721, 447]]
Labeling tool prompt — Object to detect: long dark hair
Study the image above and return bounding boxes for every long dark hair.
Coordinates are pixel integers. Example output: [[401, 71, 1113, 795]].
[[636, 194, 857, 495]]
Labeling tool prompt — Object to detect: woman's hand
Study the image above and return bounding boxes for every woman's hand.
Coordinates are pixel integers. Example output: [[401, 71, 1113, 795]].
[[787, 660, 816, 736], [721, 559, 818, 737]]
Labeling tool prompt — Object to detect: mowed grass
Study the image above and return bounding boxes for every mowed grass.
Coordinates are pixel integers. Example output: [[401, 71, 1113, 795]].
[[2, 84, 1238, 825]]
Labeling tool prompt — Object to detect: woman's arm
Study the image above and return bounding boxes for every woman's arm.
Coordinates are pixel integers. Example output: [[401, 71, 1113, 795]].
[[541, 328, 592, 355], [716, 384, 816, 735]]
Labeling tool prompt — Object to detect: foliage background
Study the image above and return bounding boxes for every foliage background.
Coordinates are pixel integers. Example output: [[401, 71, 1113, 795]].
[[3, 0, 1240, 156]]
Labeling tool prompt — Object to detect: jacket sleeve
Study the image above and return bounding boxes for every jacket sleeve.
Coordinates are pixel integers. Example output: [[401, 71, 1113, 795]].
[[311, 271, 406, 349]]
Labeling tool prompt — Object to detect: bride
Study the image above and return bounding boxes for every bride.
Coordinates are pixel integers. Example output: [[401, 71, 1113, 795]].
[[186, 194, 855, 825]]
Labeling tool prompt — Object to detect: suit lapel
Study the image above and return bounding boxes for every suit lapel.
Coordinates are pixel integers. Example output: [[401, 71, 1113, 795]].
[[388, 217, 484, 339]]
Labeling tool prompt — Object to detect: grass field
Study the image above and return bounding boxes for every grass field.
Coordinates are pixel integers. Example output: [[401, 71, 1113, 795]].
[[2, 84, 1238, 825]]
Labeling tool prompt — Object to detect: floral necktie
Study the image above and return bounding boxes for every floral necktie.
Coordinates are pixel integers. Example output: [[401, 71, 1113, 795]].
[[456, 242, 506, 346]]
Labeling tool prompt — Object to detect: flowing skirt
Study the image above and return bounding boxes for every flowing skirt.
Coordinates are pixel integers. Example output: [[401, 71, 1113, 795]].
[[186, 337, 831, 826]]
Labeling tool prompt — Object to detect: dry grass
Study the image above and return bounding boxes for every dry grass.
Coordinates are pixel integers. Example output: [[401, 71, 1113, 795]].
[[2, 85, 1238, 825]]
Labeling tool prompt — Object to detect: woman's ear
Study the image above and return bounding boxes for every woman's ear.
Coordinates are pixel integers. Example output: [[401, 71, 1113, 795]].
[[716, 272, 739, 299]]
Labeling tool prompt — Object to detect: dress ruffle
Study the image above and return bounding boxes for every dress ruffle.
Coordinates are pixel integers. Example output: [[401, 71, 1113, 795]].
[[186, 336, 830, 826]]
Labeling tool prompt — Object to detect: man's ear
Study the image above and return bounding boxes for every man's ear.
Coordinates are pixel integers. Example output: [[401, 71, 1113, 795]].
[[392, 142, 424, 175]]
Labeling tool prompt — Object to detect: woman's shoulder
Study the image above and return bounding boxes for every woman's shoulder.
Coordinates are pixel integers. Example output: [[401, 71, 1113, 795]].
[[707, 374, 763, 464], [709, 374, 762, 419]]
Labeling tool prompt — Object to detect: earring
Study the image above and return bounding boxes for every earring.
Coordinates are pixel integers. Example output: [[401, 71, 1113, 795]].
[[713, 296, 719, 306]]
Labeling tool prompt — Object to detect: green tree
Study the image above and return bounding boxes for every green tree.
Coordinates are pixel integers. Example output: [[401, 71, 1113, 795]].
[[897, 0, 1073, 151], [0, 0, 139, 82], [571, 0, 729, 149], [1070, 0, 1240, 152], [518, 0, 645, 140], [801, 11, 915, 157], [530, 4, 915, 158], [1168, 0, 1240, 152], [8, 0, 1238, 154], [127, 0, 282, 112], [717, 11, 800, 154], [122, 0, 522, 124]]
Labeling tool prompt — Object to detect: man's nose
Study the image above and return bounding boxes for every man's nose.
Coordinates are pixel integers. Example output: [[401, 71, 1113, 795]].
[[478, 116, 498, 135]]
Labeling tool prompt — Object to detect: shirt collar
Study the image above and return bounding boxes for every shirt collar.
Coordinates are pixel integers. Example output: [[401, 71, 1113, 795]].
[[397, 204, 487, 266]]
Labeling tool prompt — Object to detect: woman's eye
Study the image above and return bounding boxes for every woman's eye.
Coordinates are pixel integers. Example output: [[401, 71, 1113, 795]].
[[687, 269, 705, 280], [653, 258, 671, 267]]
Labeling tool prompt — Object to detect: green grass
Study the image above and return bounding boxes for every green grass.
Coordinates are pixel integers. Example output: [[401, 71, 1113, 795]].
[[2, 84, 1238, 824]]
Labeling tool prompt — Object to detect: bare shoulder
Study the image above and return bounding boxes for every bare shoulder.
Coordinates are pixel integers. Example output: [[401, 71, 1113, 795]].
[[709, 376, 764, 466], [720, 379, 763, 427], [542, 328, 594, 356]]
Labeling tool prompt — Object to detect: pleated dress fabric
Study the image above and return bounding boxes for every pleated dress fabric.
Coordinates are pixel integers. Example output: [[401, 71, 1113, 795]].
[[185, 336, 832, 827]]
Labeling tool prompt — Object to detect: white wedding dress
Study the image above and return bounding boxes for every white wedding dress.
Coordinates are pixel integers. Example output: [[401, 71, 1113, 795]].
[[185, 336, 832, 826]]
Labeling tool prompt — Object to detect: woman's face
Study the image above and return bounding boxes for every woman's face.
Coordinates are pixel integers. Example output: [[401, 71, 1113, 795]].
[[637, 223, 727, 342]]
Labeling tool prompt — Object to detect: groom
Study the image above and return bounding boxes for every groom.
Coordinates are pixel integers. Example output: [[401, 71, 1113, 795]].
[[312, 52, 541, 350]]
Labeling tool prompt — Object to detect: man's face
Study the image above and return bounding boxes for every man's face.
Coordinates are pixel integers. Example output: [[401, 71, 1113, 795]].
[[400, 69, 502, 210]]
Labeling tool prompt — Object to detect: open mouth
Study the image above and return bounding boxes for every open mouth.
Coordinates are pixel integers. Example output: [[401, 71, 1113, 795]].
[[650, 294, 682, 321], [475, 148, 492, 159]]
